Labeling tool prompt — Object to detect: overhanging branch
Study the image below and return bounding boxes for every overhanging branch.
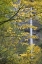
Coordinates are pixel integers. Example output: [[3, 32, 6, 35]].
[[0, 5, 23, 25]]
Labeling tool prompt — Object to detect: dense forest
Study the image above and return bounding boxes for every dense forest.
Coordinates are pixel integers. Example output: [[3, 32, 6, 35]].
[[0, 0, 42, 64]]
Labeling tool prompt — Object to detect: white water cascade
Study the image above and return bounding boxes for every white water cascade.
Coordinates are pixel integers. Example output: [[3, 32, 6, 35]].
[[30, 7, 33, 54]]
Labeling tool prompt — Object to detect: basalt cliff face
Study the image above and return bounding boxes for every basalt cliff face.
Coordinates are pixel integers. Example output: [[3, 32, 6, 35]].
[[19, 19, 42, 45]]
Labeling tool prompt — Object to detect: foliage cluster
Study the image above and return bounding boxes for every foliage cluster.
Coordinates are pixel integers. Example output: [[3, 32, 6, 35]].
[[0, 0, 42, 64]]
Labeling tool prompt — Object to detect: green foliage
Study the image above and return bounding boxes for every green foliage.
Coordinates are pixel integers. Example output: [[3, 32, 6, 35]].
[[0, 0, 42, 64], [0, 43, 42, 64]]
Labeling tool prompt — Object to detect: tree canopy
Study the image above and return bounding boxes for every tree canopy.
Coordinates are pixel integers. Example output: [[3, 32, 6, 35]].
[[0, 0, 42, 25], [0, 0, 42, 64]]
